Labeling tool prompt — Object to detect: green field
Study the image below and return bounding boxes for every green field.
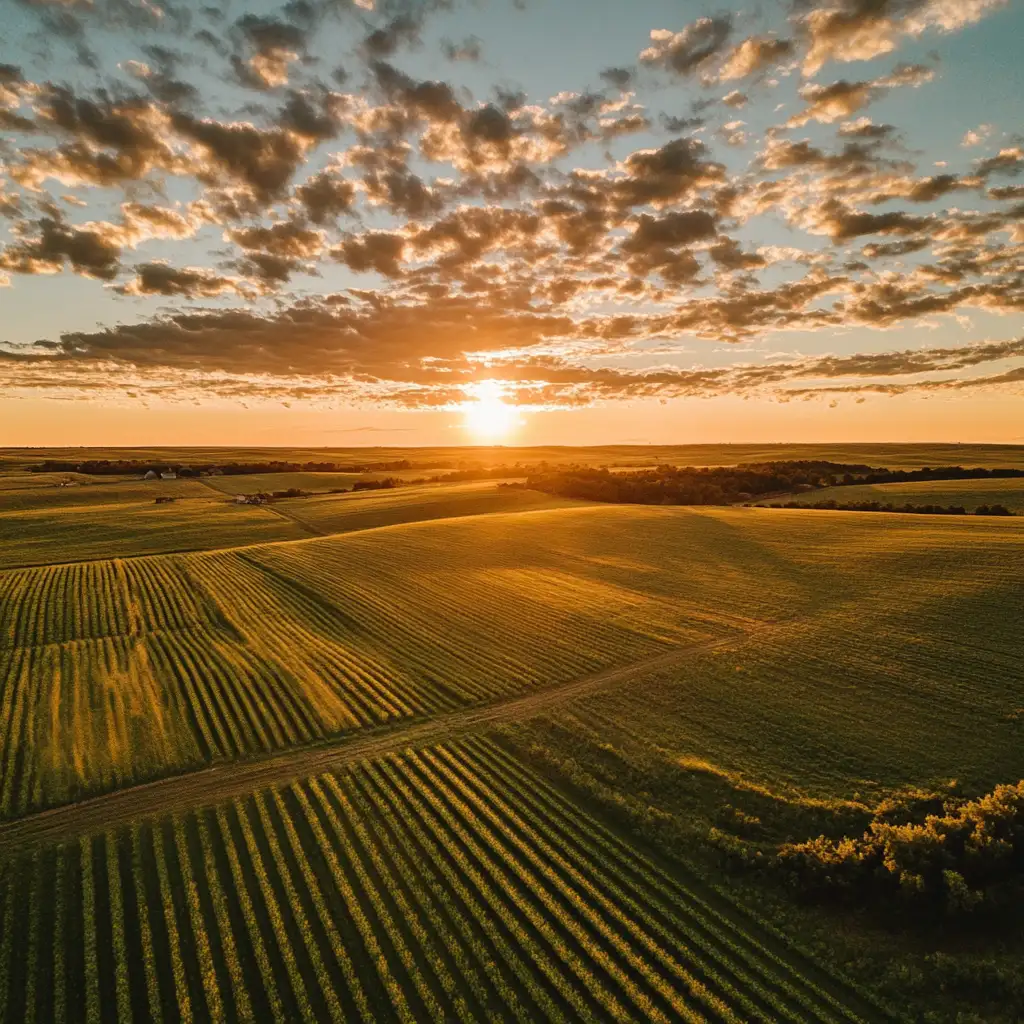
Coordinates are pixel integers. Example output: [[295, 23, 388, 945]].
[[284, 482, 578, 535], [203, 470, 432, 496], [0, 478, 214, 514], [0, 498, 308, 569], [0, 738, 884, 1024], [767, 477, 1024, 512], [0, 452, 1022, 1022], [0, 480, 568, 568]]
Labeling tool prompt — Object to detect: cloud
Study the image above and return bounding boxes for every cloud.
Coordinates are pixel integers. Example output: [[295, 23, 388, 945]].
[[441, 36, 481, 62], [334, 231, 406, 277], [610, 137, 726, 209], [787, 64, 933, 127], [171, 112, 309, 202], [231, 14, 307, 89], [640, 16, 733, 76], [295, 169, 357, 224], [962, 124, 993, 148], [115, 262, 249, 297], [799, 0, 1008, 77], [0, 0, 1020, 416], [718, 35, 794, 80], [0, 213, 122, 279]]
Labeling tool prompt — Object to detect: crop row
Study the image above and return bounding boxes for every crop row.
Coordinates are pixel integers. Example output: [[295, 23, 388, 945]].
[[0, 739, 869, 1023], [0, 522, 733, 818]]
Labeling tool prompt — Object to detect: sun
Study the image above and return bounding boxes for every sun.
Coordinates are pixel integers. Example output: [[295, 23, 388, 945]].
[[462, 381, 520, 440]]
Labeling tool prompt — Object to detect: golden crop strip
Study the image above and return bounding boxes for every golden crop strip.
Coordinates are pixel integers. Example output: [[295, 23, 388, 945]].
[[0, 738, 877, 1022]]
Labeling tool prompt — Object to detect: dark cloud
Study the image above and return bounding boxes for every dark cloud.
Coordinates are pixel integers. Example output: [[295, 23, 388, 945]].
[[278, 89, 346, 141], [861, 237, 929, 258], [599, 67, 634, 90], [115, 262, 247, 297], [364, 13, 423, 57], [0, 214, 122, 280], [295, 169, 356, 225], [335, 231, 406, 277], [612, 138, 726, 209], [815, 200, 930, 240], [231, 13, 308, 89], [171, 112, 308, 202], [16, 86, 175, 188], [709, 237, 767, 270], [640, 16, 733, 76], [441, 36, 482, 62]]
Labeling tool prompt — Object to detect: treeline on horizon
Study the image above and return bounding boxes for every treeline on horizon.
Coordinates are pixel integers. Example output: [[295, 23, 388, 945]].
[[29, 458, 421, 476], [762, 500, 1016, 516], [521, 462, 1024, 507]]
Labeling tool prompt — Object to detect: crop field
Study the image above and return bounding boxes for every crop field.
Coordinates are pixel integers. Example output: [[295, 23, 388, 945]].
[[0, 737, 880, 1024], [0, 478, 214, 514], [1, 504, 1019, 823], [0, 474, 1021, 1022], [766, 477, 1024, 512], [0, 499, 307, 569], [202, 470, 430, 496], [287, 481, 578, 535], [508, 511, 1023, 809], [0, 505, 771, 819]]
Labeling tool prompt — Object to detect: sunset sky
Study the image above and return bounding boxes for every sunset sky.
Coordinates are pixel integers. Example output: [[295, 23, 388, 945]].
[[0, 0, 1022, 445]]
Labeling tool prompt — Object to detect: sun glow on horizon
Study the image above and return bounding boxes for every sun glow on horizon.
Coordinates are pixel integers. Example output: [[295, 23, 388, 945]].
[[461, 381, 521, 440]]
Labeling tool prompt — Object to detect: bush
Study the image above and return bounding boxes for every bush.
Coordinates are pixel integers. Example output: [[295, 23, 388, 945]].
[[777, 781, 1024, 917]]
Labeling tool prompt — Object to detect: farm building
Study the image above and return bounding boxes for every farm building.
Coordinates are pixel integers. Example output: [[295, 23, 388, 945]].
[[160, 470, 178, 480], [143, 470, 159, 480]]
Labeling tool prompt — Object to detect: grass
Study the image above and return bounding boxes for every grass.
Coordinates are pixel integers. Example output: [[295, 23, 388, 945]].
[[0, 478, 213, 514], [286, 480, 580, 534], [0, 497, 307, 569], [0, 738, 882, 1024], [0, 480, 579, 567], [766, 477, 1024, 512], [202, 469, 429, 496]]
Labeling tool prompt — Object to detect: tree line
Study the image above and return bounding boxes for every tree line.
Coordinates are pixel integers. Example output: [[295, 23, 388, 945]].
[[30, 458, 417, 476], [760, 500, 1016, 516], [522, 462, 1023, 508]]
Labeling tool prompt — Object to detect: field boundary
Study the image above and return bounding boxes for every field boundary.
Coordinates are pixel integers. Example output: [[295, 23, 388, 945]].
[[0, 626, 782, 855]]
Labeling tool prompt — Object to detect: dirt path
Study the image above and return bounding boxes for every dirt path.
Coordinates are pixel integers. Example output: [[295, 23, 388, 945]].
[[0, 632, 753, 856], [256, 499, 327, 536]]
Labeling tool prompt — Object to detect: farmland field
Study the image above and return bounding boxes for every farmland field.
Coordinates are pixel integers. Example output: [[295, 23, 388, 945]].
[[0, 738, 884, 1024], [286, 481, 578, 535], [0, 455, 1022, 1023], [0, 478, 214, 514], [0, 498, 308, 569], [202, 470, 433, 496], [765, 477, 1024, 512]]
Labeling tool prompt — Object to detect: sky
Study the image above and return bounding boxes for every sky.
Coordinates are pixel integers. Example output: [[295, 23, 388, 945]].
[[0, 0, 1022, 446]]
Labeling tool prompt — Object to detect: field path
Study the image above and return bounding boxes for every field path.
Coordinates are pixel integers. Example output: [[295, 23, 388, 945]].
[[0, 631, 754, 854], [0, 619, 898, 1023]]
